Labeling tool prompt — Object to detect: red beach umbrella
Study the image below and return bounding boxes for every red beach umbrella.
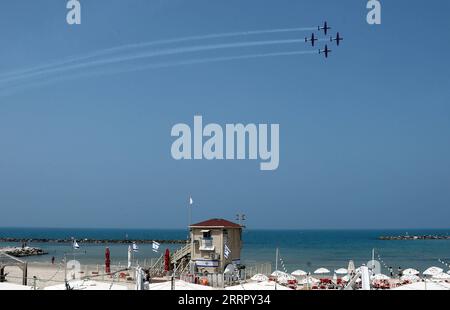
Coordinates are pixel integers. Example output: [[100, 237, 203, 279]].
[[164, 249, 170, 272], [105, 247, 111, 274]]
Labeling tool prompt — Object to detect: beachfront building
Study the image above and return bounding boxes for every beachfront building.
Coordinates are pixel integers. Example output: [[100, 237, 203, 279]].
[[189, 219, 242, 274]]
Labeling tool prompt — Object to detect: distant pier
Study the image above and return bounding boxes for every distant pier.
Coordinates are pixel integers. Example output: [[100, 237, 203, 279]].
[[379, 235, 450, 240]]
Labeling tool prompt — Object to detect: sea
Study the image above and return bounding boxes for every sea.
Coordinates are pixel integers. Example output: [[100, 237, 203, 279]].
[[1, 228, 449, 274]]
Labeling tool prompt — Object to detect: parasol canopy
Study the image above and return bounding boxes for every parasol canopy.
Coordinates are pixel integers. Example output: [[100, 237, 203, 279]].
[[402, 268, 420, 276], [423, 266, 444, 276], [291, 270, 308, 277], [251, 274, 269, 282], [334, 268, 348, 275], [314, 267, 330, 274]]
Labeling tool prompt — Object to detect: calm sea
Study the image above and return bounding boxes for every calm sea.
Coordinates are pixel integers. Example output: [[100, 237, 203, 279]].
[[1, 228, 449, 273]]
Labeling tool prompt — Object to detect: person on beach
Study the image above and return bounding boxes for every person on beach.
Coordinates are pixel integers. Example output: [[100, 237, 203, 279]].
[[389, 267, 393, 277], [51, 256, 55, 264]]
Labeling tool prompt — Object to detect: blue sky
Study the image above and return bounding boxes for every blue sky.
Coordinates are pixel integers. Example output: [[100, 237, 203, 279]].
[[0, 0, 449, 229]]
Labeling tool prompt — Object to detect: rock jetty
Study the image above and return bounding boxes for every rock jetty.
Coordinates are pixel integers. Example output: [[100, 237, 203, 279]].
[[0, 246, 48, 257], [379, 235, 450, 240]]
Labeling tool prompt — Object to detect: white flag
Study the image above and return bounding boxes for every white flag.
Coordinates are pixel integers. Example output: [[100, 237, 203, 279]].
[[224, 244, 231, 259], [132, 242, 139, 252], [73, 239, 80, 250], [152, 241, 160, 253], [127, 245, 132, 269], [189, 196, 193, 206]]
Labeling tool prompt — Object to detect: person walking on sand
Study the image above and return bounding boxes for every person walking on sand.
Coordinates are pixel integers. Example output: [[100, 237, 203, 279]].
[[51, 256, 55, 265]]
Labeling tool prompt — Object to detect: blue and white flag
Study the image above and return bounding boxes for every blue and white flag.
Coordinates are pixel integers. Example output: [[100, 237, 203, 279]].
[[73, 239, 80, 250], [152, 241, 160, 253], [224, 244, 231, 259], [132, 242, 139, 253]]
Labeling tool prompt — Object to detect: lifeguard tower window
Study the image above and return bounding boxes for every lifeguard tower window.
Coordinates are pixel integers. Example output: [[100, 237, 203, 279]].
[[202, 230, 211, 238]]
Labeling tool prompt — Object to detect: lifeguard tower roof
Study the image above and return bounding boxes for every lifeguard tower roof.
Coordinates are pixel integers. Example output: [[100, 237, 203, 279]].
[[190, 218, 241, 228]]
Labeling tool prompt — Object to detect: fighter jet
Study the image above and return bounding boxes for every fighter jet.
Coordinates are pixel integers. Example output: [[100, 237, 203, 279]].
[[305, 33, 318, 47], [319, 45, 332, 58], [330, 32, 343, 46], [318, 21, 331, 35]]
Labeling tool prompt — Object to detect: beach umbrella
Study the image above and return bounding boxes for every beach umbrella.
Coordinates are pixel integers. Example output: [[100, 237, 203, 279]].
[[298, 276, 320, 285], [271, 270, 288, 278], [335, 268, 348, 275], [371, 274, 390, 281], [277, 274, 296, 285], [314, 267, 330, 275], [400, 274, 420, 283], [291, 270, 307, 277], [251, 274, 269, 282], [423, 266, 444, 276], [402, 268, 420, 276], [432, 273, 450, 280], [105, 247, 111, 274]]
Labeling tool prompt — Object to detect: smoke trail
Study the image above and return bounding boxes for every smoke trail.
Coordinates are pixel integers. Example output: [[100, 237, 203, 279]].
[[0, 27, 315, 80], [0, 39, 307, 85], [0, 50, 315, 97]]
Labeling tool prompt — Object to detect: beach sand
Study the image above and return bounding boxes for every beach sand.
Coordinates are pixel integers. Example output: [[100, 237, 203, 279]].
[[3, 262, 137, 290]]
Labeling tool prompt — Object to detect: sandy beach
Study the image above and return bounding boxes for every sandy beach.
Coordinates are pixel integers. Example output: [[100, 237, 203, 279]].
[[3, 262, 137, 290]]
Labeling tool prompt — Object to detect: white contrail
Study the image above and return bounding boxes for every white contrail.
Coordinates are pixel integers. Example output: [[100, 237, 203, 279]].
[[0, 50, 315, 97], [0, 27, 315, 80], [0, 39, 307, 85]]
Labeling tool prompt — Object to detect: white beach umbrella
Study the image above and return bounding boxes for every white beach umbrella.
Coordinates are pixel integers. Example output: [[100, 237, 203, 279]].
[[423, 267, 444, 276], [298, 276, 320, 285], [371, 274, 390, 281], [291, 270, 308, 277], [226, 281, 293, 290], [402, 268, 420, 276], [251, 274, 269, 282], [314, 268, 330, 275], [334, 268, 348, 275], [400, 274, 420, 283], [277, 274, 296, 285], [271, 270, 288, 278], [432, 273, 450, 280]]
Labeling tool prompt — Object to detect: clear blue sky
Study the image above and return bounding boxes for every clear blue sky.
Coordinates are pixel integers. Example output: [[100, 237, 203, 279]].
[[0, 0, 449, 229]]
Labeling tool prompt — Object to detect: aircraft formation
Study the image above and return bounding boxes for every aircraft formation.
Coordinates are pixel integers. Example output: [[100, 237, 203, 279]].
[[305, 21, 343, 58]]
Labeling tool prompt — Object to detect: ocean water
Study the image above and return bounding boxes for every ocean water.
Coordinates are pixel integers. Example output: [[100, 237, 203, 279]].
[[1, 228, 449, 274]]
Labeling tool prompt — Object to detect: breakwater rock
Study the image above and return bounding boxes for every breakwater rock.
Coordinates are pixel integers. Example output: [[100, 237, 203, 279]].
[[0, 246, 48, 257], [379, 235, 450, 240]]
